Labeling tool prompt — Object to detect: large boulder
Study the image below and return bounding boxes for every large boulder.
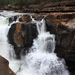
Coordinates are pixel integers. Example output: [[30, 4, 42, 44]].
[[8, 22, 37, 59], [0, 55, 15, 75], [1, 1, 75, 13]]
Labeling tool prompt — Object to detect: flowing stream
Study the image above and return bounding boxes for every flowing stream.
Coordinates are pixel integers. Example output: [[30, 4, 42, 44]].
[[0, 11, 69, 75]]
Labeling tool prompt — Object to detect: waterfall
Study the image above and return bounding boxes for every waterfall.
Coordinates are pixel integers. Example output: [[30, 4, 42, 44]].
[[0, 11, 24, 73], [24, 17, 69, 75], [0, 11, 69, 75], [0, 16, 11, 59]]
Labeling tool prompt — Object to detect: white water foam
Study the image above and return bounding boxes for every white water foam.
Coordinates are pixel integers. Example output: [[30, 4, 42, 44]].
[[0, 13, 22, 74], [0, 16, 11, 59]]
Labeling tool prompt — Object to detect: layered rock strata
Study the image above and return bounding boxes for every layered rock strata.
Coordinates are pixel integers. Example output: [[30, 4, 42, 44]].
[[1, 1, 75, 13]]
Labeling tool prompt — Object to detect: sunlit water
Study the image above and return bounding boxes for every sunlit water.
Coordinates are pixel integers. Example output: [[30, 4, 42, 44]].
[[0, 11, 69, 75]]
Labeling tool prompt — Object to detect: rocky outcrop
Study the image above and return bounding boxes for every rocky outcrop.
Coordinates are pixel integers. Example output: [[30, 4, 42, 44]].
[[45, 13, 75, 74], [32, 15, 44, 20], [9, 14, 32, 24], [1, 1, 75, 13], [8, 21, 37, 59], [0, 55, 15, 75], [45, 13, 75, 57]]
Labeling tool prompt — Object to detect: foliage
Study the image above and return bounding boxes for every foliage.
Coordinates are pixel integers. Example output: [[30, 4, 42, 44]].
[[14, 0, 25, 5], [0, 0, 74, 6]]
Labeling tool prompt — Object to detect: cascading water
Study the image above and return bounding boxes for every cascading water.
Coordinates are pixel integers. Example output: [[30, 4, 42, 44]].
[[0, 11, 69, 75], [0, 16, 10, 59], [24, 17, 70, 75]]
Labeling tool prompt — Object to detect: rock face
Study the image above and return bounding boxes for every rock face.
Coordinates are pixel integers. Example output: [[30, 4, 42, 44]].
[[20, 15, 32, 22], [45, 13, 75, 58], [0, 55, 15, 75], [8, 21, 37, 59], [32, 15, 44, 20], [1, 1, 75, 13], [45, 13, 75, 74]]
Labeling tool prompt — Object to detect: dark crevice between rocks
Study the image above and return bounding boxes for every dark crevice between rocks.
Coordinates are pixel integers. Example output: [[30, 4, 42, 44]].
[[65, 59, 75, 75]]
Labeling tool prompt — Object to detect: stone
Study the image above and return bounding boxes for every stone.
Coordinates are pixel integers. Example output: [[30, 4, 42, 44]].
[[9, 15, 19, 24], [1, 1, 75, 13], [45, 13, 75, 57], [32, 15, 44, 20], [20, 15, 32, 23], [0, 55, 15, 75], [9, 14, 31, 24], [45, 13, 75, 74], [13, 22, 24, 47], [8, 22, 37, 59]]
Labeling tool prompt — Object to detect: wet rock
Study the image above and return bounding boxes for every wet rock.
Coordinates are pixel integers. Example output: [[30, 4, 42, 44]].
[[45, 13, 75, 57], [32, 15, 44, 21], [1, 1, 75, 13], [21, 1, 75, 13], [20, 15, 32, 22], [9, 15, 31, 24], [45, 13, 75, 74], [0, 55, 15, 75], [14, 22, 24, 47], [8, 22, 37, 59], [9, 15, 19, 24]]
